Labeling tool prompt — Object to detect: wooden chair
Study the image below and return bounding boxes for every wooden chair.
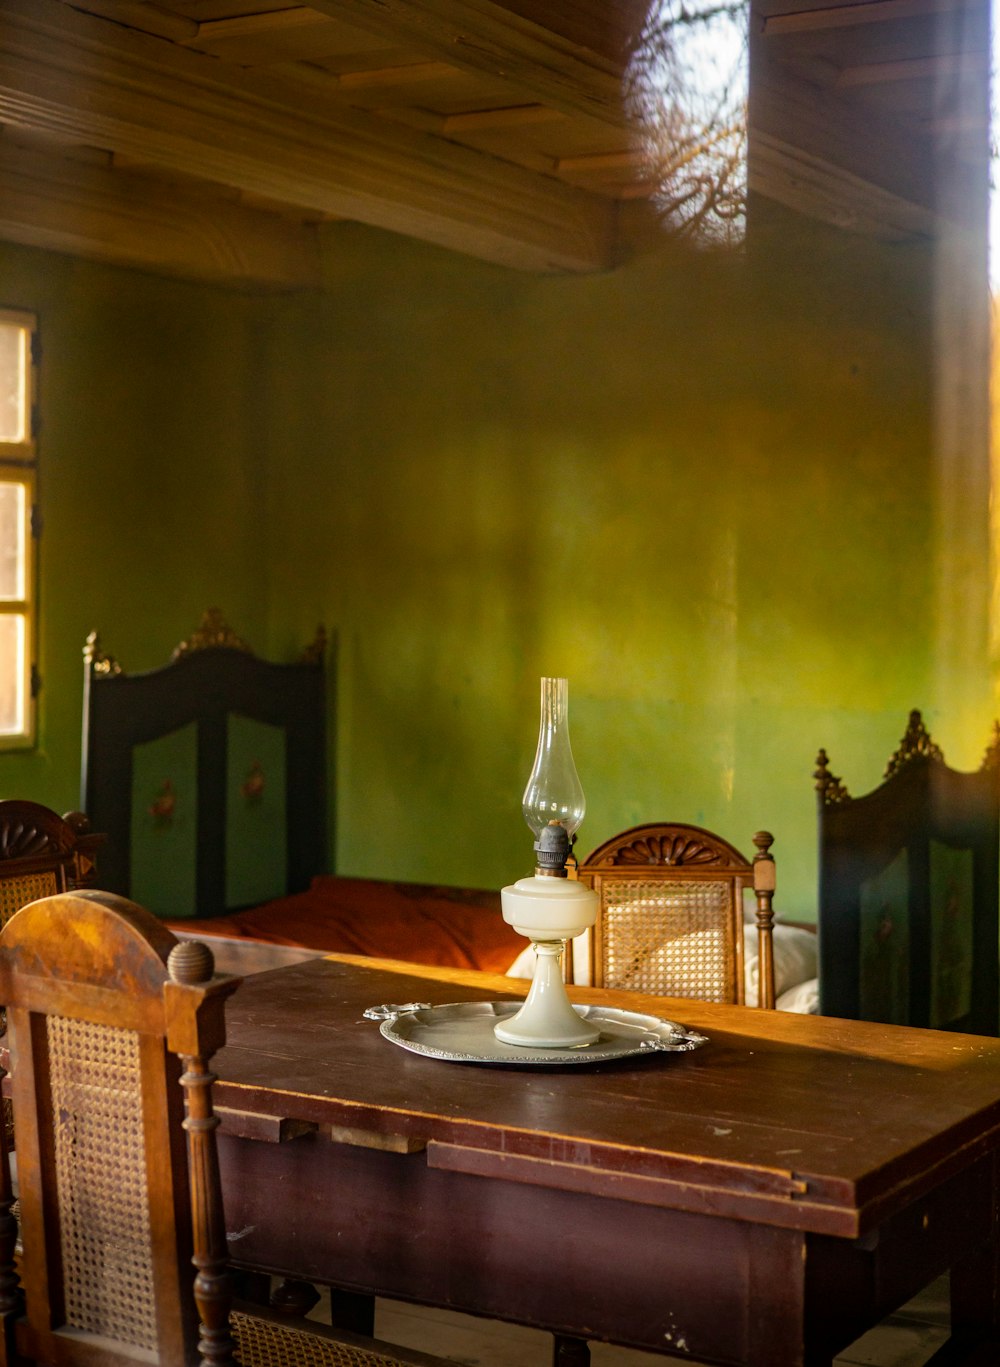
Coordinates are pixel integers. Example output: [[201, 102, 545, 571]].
[[816, 710, 1000, 1033], [0, 801, 105, 1151], [0, 889, 455, 1367], [573, 823, 777, 1008], [558, 823, 777, 1367], [0, 801, 102, 931]]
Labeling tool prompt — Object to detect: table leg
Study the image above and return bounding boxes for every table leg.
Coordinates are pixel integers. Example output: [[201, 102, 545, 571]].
[[331, 1290, 376, 1337], [553, 1334, 590, 1366], [945, 1153, 1000, 1363], [748, 1226, 835, 1367], [271, 1279, 321, 1317]]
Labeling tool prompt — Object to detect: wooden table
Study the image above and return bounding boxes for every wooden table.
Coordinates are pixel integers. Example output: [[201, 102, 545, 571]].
[[212, 954, 1000, 1367]]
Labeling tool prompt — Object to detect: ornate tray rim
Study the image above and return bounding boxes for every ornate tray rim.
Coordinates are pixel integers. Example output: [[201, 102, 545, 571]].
[[363, 1000, 709, 1067]]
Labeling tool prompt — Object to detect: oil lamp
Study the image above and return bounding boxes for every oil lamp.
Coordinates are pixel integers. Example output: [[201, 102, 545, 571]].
[[495, 678, 600, 1048]]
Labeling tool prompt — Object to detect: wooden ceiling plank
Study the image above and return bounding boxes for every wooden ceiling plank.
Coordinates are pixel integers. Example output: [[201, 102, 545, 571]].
[[61, 1, 200, 41], [303, 0, 630, 127], [371, 105, 448, 133], [188, 7, 333, 41], [442, 104, 565, 132], [557, 150, 645, 172], [920, 111, 988, 133], [336, 60, 460, 88], [0, 0, 616, 273], [0, 132, 322, 286], [749, 54, 964, 223], [748, 129, 939, 238], [183, 6, 379, 63], [761, 0, 970, 36], [836, 50, 988, 86]]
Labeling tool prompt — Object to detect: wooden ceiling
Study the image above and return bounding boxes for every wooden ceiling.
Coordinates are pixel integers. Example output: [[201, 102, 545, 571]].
[[0, 0, 989, 287]]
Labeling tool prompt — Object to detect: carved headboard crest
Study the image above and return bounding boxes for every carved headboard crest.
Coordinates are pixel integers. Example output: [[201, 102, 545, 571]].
[[88, 612, 324, 671], [300, 625, 327, 666], [172, 608, 253, 660], [814, 749, 851, 806], [83, 631, 122, 677], [883, 709, 942, 779], [981, 719, 1000, 772]]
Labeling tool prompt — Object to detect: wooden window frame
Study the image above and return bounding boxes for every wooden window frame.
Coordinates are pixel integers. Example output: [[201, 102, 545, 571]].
[[0, 307, 38, 750]]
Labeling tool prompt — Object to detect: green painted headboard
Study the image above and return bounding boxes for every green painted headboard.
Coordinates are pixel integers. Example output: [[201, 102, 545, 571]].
[[816, 711, 1000, 1034], [80, 610, 328, 921]]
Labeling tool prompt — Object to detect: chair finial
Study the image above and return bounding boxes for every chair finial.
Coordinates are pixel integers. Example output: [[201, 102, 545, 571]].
[[168, 940, 215, 985]]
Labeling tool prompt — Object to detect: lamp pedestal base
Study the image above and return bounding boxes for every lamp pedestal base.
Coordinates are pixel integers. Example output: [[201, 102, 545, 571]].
[[494, 940, 600, 1049]]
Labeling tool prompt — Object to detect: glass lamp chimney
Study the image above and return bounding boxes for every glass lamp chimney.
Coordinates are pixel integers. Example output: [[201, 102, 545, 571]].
[[521, 677, 585, 876]]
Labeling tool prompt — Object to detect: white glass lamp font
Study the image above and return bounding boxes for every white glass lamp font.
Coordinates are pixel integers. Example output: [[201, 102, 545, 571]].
[[496, 678, 600, 1048]]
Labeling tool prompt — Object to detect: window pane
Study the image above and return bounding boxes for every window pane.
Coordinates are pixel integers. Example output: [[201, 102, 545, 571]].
[[0, 615, 25, 736], [0, 483, 25, 600], [0, 323, 26, 445]]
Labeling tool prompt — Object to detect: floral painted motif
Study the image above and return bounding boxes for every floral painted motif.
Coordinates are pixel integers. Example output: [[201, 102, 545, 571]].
[[149, 779, 176, 829], [241, 760, 265, 804]]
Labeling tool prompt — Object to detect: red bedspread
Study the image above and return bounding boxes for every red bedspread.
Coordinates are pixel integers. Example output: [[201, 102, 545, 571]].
[[171, 874, 522, 974]]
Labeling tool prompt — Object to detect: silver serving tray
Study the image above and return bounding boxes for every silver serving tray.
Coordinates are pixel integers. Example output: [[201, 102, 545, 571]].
[[363, 1000, 708, 1067]]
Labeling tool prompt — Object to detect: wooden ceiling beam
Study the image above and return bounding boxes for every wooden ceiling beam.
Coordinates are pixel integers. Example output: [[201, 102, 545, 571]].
[[335, 61, 459, 88], [304, 0, 631, 127], [65, 0, 199, 42], [748, 130, 939, 238], [557, 150, 645, 173], [0, 0, 616, 273], [442, 104, 565, 132], [748, 53, 976, 233], [187, 8, 330, 42], [0, 134, 322, 287], [761, 0, 971, 36], [836, 50, 987, 86]]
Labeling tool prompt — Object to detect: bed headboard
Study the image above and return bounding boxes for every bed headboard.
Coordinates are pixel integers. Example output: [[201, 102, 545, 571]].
[[80, 609, 328, 921], [815, 710, 1000, 1033]]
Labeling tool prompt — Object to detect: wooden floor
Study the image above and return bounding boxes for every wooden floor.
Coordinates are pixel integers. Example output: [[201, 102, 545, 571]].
[[372, 1277, 951, 1366]]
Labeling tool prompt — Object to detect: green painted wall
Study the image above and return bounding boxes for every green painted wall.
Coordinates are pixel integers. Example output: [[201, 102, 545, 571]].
[[0, 202, 993, 922], [0, 242, 269, 810], [258, 207, 992, 917]]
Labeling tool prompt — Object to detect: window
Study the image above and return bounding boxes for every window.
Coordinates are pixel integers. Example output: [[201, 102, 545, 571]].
[[0, 309, 37, 747]]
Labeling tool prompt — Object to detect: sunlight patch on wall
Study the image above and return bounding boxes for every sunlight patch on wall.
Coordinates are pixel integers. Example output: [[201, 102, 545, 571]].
[[626, 0, 749, 246], [991, 0, 1000, 703], [993, 0, 1000, 291]]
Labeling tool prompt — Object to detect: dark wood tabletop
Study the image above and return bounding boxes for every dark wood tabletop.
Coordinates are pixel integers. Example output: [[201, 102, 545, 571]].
[[213, 953, 1000, 1241]]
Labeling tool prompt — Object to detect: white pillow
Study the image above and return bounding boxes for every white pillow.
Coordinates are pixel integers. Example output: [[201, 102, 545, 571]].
[[776, 977, 819, 1014], [506, 945, 535, 979], [506, 933, 591, 982], [744, 924, 818, 1007], [507, 923, 820, 1008]]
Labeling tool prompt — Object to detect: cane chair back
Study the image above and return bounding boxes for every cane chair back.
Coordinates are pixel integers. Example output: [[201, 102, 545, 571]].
[[575, 823, 777, 1008], [0, 801, 83, 930], [0, 890, 453, 1367]]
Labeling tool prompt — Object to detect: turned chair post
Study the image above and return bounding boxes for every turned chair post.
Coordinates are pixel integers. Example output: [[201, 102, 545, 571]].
[[166, 940, 240, 1367], [0, 1050, 20, 1366], [751, 831, 777, 1011]]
